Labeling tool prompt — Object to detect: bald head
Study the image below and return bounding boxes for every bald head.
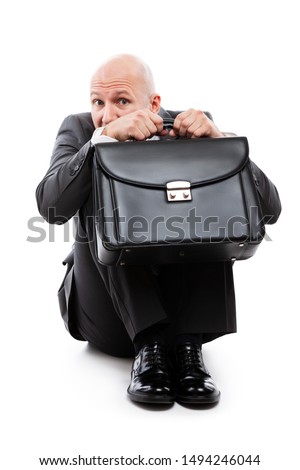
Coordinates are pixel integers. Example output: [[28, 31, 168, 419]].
[[91, 54, 156, 100], [90, 54, 161, 128]]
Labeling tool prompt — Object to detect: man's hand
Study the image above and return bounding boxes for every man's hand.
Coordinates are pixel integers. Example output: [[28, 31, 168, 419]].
[[102, 109, 164, 141], [169, 109, 224, 139]]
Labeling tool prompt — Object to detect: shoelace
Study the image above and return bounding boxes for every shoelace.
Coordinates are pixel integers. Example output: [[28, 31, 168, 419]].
[[177, 345, 205, 373], [144, 344, 168, 371]]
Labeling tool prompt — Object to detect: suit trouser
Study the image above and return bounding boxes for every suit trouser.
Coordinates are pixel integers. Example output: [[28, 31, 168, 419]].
[[72, 238, 237, 358]]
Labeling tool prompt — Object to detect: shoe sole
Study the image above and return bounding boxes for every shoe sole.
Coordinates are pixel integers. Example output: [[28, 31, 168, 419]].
[[176, 392, 221, 405], [127, 389, 175, 405]]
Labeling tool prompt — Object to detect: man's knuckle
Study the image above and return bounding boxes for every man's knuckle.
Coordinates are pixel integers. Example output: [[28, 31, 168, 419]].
[[195, 109, 204, 119], [136, 110, 146, 119], [194, 129, 202, 137]]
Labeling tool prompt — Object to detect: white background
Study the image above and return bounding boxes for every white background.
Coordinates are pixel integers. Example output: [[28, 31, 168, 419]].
[[1, 0, 299, 468]]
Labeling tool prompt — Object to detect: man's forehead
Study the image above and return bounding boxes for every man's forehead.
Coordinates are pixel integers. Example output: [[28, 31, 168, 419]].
[[90, 72, 148, 99], [90, 77, 134, 90], [90, 80, 139, 99]]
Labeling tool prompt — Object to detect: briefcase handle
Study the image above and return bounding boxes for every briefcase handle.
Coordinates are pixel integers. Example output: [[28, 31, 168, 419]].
[[162, 117, 180, 140], [162, 117, 175, 130]]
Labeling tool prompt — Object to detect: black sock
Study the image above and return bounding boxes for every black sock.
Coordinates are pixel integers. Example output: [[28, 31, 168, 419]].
[[173, 333, 203, 349], [133, 325, 165, 354]]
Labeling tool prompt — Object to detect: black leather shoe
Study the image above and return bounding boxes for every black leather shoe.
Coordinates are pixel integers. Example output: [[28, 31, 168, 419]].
[[127, 342, 175, 404], [172, 343, 220, 405]]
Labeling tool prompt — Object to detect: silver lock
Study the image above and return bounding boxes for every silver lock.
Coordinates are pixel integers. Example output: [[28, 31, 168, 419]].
[[166, 181, 191, 202]]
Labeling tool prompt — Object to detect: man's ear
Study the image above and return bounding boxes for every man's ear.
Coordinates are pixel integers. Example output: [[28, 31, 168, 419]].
[[149, 94, 161, 113]]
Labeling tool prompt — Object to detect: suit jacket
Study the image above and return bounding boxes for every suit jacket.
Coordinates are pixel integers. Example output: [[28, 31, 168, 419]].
[[36, 109, 281, 339]]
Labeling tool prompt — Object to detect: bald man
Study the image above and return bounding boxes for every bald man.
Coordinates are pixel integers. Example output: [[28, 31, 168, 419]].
[[36, 54, 281, 406]]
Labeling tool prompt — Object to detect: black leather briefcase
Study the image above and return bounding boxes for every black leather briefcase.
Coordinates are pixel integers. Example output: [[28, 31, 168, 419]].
[[92, 136, 265, 265]]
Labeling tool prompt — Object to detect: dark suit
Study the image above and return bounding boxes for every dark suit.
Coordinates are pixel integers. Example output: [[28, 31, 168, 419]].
[[36, 109, 281, 357]]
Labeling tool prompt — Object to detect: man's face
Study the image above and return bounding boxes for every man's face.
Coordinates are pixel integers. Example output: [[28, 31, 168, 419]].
[[90, 61, 153, 129]]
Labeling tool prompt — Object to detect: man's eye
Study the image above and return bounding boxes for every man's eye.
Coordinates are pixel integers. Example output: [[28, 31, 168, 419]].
[[94, 99, 103, 106], [118, 98, 129, 105]]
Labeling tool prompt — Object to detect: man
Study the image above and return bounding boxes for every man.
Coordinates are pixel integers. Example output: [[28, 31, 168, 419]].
[[36, 54, 281, 406]]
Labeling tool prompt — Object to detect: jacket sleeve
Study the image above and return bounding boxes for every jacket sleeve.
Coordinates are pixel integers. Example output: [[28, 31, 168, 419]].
[[36, 114, 95, 224], [250, 160, 281, 224]]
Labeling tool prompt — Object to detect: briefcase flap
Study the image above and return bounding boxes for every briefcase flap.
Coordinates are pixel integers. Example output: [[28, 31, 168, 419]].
[[94, 137, 249, 188]]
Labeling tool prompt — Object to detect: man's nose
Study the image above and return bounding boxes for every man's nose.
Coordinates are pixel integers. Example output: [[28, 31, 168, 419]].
[[102, 104, 118, 126]]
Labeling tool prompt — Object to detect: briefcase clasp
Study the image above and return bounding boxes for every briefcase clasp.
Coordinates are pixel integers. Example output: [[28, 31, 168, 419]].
[[166, 181, 191, 202]]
